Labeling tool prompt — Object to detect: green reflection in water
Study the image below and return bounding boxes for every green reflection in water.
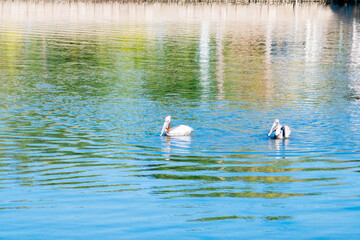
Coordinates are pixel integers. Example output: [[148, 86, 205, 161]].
[[146, 173, 337, 183], [189, 215, 292, 222], [138, 164, 357, 173], [38, 180, 100, 186], [141, 32, 218, 102], [152, 186, 249, 195], [185, 191, 307, 198], [37, 174, 101, 183]]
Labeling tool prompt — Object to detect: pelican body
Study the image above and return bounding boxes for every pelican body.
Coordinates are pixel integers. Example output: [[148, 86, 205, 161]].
[[267, 119, 291, 139], [160, 116, 194, 137]]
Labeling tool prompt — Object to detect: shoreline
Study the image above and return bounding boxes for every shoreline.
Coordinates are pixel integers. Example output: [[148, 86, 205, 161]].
[[0, 2, 342, 23], [2, 0, 359, 5]]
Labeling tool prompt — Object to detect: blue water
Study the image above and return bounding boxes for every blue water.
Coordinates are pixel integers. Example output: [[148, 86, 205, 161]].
[[0, 2, 360, 239]]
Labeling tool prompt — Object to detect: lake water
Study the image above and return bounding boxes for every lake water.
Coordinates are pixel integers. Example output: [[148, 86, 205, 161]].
[[0, 1, 360, 239]]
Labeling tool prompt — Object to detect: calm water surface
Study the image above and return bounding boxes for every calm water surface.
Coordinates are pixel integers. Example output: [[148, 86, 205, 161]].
[[0, 2, 360, 239]]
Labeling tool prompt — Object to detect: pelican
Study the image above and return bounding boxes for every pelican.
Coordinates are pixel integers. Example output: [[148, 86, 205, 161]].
[[267, 119, 291, 139], [160, 116, 194, 136]]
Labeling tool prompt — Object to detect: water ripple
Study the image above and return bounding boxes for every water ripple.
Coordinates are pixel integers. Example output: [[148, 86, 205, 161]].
[[0, 2, 360, 239]]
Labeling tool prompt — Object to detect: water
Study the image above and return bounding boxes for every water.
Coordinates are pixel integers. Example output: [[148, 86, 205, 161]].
[[0, 2, 360, 239]]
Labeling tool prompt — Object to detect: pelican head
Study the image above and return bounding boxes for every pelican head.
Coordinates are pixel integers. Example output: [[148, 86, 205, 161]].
[[160, 116, 171, 136], [267, 119, 280, 137]]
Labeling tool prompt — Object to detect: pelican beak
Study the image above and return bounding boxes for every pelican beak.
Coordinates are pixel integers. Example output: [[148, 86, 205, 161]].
[[267, 121, 278, 137], [160, 121, 169, 136]]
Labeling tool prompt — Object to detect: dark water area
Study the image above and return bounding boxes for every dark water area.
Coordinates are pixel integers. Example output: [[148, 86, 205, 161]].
[[0, 2, 359, 239]]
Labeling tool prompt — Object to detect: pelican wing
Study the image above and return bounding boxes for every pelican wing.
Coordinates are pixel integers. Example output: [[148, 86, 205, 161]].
[[282, 125, 291, 138], [166, 125, 194, 136]]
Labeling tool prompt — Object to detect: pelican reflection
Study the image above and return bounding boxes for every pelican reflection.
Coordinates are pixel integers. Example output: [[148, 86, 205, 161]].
[[268, 138, 290, 151], [161, 135, 192, 160]]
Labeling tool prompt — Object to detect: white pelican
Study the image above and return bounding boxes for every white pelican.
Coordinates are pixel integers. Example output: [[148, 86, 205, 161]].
[[267, 119, 291, 139], [160, 116, 194, 137]]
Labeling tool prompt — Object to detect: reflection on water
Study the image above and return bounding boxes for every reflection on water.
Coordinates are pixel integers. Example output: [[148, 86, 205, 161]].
[[161, 136, 192, 160], [189, 215, 292, 222], [1, 1, 360, 239], [268, 138, 290, 151]]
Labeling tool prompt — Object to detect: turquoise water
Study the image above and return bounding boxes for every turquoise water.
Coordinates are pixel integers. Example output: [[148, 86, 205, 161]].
[[0, 2, 360, 239]]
